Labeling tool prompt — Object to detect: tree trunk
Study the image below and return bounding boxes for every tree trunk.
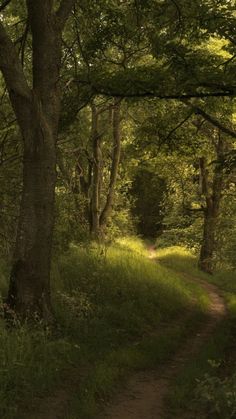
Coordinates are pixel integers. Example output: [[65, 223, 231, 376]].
[[100, 99, 122, 230], [7, 109, 56, 320], [0, 0, 76, 321], [199, 206, 217, 274], [90, 104, 102, 239], [199, 133, 224, 274]]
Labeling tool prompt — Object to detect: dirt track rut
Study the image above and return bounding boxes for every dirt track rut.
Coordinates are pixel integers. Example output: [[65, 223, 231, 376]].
[[101, 273, 226, 419]]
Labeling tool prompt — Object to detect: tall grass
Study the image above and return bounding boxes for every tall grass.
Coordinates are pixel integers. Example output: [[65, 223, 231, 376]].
[[0, 239, 210, 418]]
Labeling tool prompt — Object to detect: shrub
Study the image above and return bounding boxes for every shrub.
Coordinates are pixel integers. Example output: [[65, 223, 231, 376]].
[[194, 362, 236, 419]]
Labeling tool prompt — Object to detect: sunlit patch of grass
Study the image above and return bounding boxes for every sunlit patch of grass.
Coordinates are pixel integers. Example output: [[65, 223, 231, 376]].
[[156, 246, 198, 273], [156, 246, 236, 300], [114, 236, 149, 256]]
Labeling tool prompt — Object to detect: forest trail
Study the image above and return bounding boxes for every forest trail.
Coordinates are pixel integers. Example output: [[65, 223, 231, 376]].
[[22, 253, 226, 419], [101, 256, 226, 419]]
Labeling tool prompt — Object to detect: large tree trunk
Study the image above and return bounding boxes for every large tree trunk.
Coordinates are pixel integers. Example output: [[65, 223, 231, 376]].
[[0, 0, 76, 321], [8, 110, 56, 320], [199, 133, 224, 274]]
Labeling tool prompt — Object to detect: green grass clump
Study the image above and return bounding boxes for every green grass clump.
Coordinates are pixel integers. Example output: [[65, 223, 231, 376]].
[[0, 322, 79, 419], [115, 236, 149, 256]]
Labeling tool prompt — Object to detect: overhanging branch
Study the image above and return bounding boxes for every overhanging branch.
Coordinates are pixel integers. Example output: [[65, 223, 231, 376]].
[[185, 103, 236, 139], [76, 79, 235, 100], [95, 90, 235, 100]]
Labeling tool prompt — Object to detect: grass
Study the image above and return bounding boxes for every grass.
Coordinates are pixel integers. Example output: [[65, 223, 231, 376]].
[[53, 239, 210, 418], [157, 245, 236, 419], [157, 245, 236, 318], [0, 238, 211, 419], [165, 319, 234, 418]]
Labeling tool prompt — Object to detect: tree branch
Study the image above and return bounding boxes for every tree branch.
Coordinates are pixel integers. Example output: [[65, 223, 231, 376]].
[[184, 103, 236, 139], [76, 78, 235, 100], [0, 21, 31, 100], [0, 0, 11, 12], [164, 110, 194, 141]]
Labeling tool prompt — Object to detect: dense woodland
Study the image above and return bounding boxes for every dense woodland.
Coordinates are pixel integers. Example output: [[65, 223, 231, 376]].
[[0, 1, 235, 418]]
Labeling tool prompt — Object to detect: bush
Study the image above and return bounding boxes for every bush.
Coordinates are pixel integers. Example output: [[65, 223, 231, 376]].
[[194, 362, 236, 419]]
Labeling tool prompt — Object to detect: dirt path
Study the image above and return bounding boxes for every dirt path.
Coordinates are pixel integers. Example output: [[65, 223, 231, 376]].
[[21, 258, 226, 419], [101, 271, 226, 419]]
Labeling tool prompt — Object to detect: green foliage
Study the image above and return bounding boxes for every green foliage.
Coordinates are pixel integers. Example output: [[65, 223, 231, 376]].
[[195, 367, 236, 419], [131, 166, 166, 237], [156, 218, 203, 252]]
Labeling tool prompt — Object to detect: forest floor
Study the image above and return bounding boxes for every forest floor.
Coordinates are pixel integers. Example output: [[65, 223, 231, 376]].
[[23, 247, 226, 419], [100, 254, 226, 419]]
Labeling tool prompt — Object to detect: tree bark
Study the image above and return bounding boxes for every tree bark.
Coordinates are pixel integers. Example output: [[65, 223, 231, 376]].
[[100, 99, 122, 230], [0, 0, 76, 321], [198, 133, 224, 274], [89, 99, 122, 239], [90, 103, 103, 239], [8, 108, 56, 320]]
